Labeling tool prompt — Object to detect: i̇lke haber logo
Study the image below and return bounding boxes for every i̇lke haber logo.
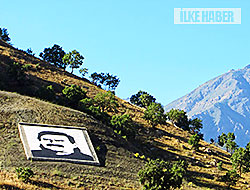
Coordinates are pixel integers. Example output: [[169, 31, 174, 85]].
[[174, 8, 241, 24]]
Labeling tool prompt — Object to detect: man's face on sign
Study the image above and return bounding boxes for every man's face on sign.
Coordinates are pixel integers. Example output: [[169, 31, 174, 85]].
[[40, 134, 76, 155]]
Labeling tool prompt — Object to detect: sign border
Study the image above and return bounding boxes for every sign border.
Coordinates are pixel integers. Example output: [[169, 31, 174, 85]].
[[18, 122, 100, 165]]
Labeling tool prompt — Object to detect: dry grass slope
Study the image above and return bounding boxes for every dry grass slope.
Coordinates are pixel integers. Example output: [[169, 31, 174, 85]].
[[0, 40, 250, 189]]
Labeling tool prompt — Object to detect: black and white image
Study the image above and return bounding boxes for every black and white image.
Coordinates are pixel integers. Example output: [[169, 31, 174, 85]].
[[18, 123, 99, 165]]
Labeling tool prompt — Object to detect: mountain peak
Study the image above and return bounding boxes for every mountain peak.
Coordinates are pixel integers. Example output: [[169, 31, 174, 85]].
[[165, 65, 250, 147]]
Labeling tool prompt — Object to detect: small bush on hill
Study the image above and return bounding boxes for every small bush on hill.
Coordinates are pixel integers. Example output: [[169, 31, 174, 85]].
[[94, 91, 118, 112], [78, 98, 110, 123], [188, 133, 201, 150], [62, 85, 87, 108], [111, 114, 135, 139], [16, 167, 34, 182], [78, 98, 94, 111], [22, 64, 32, 71], [217, 161, 223, 171], [143, 103, 166, 128], [89, 105, 110, 123], [7, 62, 26, 82], [138, 159, 187, 190]]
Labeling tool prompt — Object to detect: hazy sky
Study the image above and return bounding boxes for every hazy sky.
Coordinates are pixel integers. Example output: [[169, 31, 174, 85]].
[[1, 0, 249, 105]]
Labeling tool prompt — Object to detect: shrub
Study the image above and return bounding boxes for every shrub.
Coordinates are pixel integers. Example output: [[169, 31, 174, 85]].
[[62, 85, 87, 108], [188, 133, 201, 150], [94, 91, 118, 112], [22, 64, 32, 71], [138, 159, 187, 190], [78, 98, 94, 111], [143, 103, 166, 128], [220, 169, 239, 188], [16, 167, 34, 182], [217, 161, 223, 171], [88, 105, 110, 123], [78, 98, 110, 123], [7, 62, 26, 82], [111, 114, 135, 139]]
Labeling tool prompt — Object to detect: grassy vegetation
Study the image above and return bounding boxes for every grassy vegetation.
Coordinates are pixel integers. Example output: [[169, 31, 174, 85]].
[[1, 39, 250, 189]]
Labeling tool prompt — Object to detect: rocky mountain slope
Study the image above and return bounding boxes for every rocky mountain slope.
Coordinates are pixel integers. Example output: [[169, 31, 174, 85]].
[[165, 65, 250, 147]]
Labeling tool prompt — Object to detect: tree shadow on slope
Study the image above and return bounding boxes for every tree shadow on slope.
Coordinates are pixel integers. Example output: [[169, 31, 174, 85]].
[[186, 170, 237, 190], [0, 184, 24, 190], [29, 179, 60, 189]]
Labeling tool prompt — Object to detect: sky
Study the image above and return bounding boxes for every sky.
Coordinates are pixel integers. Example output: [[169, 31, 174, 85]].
[[1, 0, 249, 105]]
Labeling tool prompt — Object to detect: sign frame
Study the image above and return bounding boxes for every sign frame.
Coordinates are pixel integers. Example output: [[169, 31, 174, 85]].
[[18, 122, 100, 165]]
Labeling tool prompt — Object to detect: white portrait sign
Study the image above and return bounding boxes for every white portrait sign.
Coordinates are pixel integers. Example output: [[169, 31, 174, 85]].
[[18, 122, 99, 165]]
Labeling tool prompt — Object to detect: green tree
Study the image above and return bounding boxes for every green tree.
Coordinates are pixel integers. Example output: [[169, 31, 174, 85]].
[[94, 91, 118, 112], [138, 159, 187, 190], [218, 132, 237, 153], [62, 84, 87, 108], [26, 48, 35, 56], [189, 118, 203, 133], [231, 147, 250, 176], [188, 133, 201, 150], [90, 72, 104, 87], [130, 91, 156, 108], [0, 28, 11, 42], [221, 169, 240, 189], [90, 72, 120, 91], [103, 73, 120, 91], [63, 50, 84, 74], [39, 44, 66, 69], [79, 68, 88, 77], [143, 103, 166, 128], [226, 140, 238, 155], [166, 109, 189, 131], [78, 98, 93, 111], [218, 133, 227, 147]]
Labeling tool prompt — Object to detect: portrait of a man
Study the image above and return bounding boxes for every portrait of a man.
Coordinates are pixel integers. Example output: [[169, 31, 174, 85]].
[[18, 123, 100, 165], [31, 131, 94, 161]]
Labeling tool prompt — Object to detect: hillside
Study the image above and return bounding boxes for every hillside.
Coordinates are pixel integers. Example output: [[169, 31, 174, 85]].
[[165, 66, 250, 147], [0, 40, 250, 189]]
